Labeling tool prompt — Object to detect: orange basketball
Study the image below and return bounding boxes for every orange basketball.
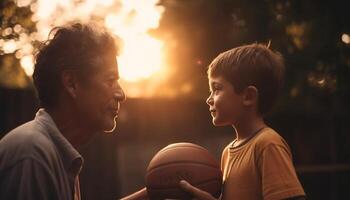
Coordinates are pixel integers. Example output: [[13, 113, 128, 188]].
[[145, 143, 222, 200]]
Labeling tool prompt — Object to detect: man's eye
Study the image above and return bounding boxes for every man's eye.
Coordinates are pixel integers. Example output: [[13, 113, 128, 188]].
[[107, 79, 116, 86]]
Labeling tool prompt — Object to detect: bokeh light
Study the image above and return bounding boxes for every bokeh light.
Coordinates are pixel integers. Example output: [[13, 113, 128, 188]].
[[341, 33, 350, 44], [1, 0, 168, 97]]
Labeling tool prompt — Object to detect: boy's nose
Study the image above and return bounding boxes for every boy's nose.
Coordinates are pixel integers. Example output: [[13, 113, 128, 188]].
[[206, 96, 213, 105]]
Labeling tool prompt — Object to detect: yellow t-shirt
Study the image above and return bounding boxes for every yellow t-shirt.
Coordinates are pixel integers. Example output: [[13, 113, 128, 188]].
[[221, 127, 305, 200]]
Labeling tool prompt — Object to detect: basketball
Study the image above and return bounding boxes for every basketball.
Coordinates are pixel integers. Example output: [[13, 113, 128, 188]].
[[145, 143, 222, 200]]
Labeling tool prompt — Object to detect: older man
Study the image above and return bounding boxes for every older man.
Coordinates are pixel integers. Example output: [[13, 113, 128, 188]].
[[0, 23, 131, 200]]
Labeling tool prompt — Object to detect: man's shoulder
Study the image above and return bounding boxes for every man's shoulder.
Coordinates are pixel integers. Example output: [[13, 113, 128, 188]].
[[0, 120, 57, 170], [0, 119, 52, 147]]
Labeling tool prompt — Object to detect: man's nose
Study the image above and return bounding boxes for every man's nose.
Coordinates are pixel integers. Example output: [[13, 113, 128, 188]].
[[114, 87, 126, 102]]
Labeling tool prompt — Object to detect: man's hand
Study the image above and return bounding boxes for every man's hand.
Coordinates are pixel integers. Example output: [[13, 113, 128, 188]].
[[179, 180, 218, 200]]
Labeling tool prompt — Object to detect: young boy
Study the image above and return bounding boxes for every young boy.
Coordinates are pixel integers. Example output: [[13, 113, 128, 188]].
[[180, 44, 306, 199]]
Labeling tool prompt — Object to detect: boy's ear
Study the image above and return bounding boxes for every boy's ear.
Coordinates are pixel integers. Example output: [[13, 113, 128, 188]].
[[62, 70, 79, 99], [242, 86, 258, 107]]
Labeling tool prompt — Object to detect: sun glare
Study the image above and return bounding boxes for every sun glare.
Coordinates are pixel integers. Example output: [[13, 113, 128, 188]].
[[20, 55, 34, 76], [103, 0, 165, 82], [1, 0, 167, 97], [118, 35, 163, 82]]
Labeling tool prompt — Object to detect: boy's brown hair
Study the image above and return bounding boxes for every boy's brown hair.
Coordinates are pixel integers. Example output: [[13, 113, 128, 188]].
[[208, 43, 285, 115]]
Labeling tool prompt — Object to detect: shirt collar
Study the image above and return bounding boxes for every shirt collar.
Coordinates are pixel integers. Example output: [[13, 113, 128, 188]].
[[35, 108, 83, 174]]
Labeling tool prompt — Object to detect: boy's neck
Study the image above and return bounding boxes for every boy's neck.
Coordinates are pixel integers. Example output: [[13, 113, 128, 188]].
[[233, 115, 267, 142]]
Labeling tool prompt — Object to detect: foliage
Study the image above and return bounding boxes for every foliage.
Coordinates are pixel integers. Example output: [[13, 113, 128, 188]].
[[0, 0, 349, 113], [155, 0, 350, 115], [0, 0, 35, 89]]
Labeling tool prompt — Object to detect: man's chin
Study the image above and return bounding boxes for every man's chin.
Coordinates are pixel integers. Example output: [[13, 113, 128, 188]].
[[103, 117, 117, 133], [103, 126, 116, 133]]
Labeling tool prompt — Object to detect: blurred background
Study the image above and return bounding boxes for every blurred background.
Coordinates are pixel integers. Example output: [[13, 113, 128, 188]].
[[1, 0, 350, 199]]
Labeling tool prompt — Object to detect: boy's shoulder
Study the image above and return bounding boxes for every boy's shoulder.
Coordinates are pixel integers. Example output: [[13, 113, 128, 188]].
[[253, 127, 290, 151], [221, 127, 290, 156], [221, 140, 235, 160], [223, 140, 235, 151]]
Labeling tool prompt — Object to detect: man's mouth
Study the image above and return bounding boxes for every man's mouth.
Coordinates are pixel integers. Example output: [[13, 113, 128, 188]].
[[110, 102, 120, 116], [111, 109, 118, 116], [109, 106, 119, 117]]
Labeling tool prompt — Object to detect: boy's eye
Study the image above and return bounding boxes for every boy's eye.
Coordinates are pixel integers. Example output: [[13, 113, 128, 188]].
[[210, 87, 219, 94], [214, 85, 221, 91]]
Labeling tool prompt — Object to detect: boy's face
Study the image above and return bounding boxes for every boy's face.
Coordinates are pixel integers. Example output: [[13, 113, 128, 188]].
[[206, 75, 244, 126]]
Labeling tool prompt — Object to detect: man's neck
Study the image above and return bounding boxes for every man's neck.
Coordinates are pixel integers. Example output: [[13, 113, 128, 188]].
[[46, 105, 93, 148]]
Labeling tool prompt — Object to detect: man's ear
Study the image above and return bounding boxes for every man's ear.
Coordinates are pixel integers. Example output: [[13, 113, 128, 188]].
[[62, 70, 78, 99], [242, 86, 258, 107]]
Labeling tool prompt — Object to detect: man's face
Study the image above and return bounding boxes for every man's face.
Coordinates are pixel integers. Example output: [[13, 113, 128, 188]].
[[206, 75, 244, 126], [74, 56, 126, 133]]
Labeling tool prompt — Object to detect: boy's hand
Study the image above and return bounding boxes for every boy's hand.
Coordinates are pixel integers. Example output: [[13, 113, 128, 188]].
[[179, 180, 218, 200]]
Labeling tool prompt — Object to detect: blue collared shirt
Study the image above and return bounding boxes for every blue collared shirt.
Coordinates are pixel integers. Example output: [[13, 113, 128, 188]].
[[0, 109, 83, 200]]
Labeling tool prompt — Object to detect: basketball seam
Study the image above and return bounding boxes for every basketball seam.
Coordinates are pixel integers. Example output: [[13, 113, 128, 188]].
[[158, 144, 209, 155], [146, 161, 220, 174]]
